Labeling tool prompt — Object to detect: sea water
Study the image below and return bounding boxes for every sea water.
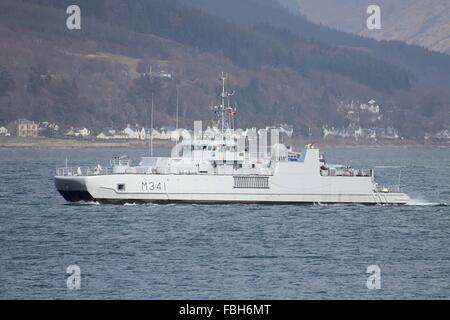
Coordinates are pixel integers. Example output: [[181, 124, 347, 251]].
[[0, 146, 449, 299]]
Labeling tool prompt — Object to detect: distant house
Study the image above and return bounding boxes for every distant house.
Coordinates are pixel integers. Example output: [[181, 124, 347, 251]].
[[170, 128, 191, 141], [436, 129, 450, 140], [160, 131, 172, 140], [378, 127, 399, 140], [146, 66, 172, 79], [279, 124, 294, 137], [322, 126, 340, 139], [323, 125, 382, 140], [96, 131, 115, 140], [147, 129, 157, 140], [15, 119, 38, 138], [361, 100, 380, 114], [139, 127, 146, 140], [96, 132, 108, 140], [106, 128, 116, 135], [158, 70, 172, 79], [122, 126, 138, 139], [121, 125, 147, 140], [65, 127, 91, 138], [97, 127, 133, 140], [39, 122, 59, 133], [426, 129, 450, 140], [0, 126, 9, 136], [65, 128, 75, 136], [78, 128, 91, 137]]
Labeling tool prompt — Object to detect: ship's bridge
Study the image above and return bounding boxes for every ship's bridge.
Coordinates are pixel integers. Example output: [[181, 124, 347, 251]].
[[177, 139, 245, 163]]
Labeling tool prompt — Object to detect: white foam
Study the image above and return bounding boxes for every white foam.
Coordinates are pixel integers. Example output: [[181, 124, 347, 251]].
[[406, 198, 447, 206], [66, 201, 100, 206], [374, 166, 402, 169]]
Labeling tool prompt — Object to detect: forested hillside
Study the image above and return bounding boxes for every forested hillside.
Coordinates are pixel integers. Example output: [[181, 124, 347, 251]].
[[0, 0, 449, 140], [181, 0, 450, 87]]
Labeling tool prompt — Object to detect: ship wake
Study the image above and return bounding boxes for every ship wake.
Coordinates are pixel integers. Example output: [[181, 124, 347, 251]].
[[406, 198, 447, 207]]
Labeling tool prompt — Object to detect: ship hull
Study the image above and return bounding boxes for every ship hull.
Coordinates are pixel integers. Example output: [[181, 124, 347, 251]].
[[54, 171, 411, 205]]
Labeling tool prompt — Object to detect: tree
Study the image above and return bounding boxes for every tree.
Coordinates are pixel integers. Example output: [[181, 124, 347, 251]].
[[0, 66, 15, 97]]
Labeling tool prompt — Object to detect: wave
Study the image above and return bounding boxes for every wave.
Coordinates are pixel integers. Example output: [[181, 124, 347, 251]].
[[64, 201, 100, 206], [123, 202, 138, 206], [406, 198, 447, 207], [374, 166, 402, 169], [123, 202, 164, 206]]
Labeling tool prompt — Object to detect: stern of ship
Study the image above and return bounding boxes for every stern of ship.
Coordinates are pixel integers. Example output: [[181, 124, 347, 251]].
[[54, 175, 95, 202]]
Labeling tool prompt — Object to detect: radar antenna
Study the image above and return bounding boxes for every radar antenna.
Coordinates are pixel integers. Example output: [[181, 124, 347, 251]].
[[211, 73, 237, 137]]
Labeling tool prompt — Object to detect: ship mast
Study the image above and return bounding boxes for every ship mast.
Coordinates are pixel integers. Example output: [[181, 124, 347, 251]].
[[150, 92, 154, 157], [220, 72, 227, 136], [216, 72, 235, 137], [175, 87, 179, 156]]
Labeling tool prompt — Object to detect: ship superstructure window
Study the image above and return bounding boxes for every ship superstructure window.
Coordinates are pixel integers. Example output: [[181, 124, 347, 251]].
[[234, 176, 269, 189], [117, 184, 126, 191]]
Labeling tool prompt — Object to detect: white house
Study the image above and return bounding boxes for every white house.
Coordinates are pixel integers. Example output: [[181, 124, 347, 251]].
[[354, 126, 364, 141], [161, 70, 172, 78], [361, 100, 380, 114], [154, 129, 172, 140], [65, 128, 75, 136], [170, 129, 191, 141], [378, 127, 399, 140], [364, 128, 377, 140], [39, 122, 60, 133], [66, 127, 91, 137], [122, 126, 138, 139], [323, 126, 341, 139], [118, 125, 148, 140], [139, 127, 146, 140], [0, 126, 9, 136], [427, 129, 450, 140], [96, 132, 108, 140], [78, 128, 91, 137], [96, 131, 115, 140]]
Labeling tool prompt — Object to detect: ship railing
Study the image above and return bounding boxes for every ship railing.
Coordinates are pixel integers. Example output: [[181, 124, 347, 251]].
[[56, 166, 114, 176], [375, 184, 401, 193], [110, 158, 131, 167], [322, 167, 373, 177]]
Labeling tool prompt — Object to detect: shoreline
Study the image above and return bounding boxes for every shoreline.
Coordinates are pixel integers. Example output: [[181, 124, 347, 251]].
[[287, 137, 450, 149], [0, 137, 448, 149], [0, 137, 174, 149]]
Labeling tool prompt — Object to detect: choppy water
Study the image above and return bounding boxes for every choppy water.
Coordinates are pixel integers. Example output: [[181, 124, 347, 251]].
[[0, 146, 449, 299]]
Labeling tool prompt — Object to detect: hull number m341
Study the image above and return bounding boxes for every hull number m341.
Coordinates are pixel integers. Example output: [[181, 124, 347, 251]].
[[142, 181, 166, 191]]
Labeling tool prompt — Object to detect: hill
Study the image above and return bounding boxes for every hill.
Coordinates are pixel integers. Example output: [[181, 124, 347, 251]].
[[181, 0, 450, 87], [296, 0, 450, 55], [0, 0, 449, 141]]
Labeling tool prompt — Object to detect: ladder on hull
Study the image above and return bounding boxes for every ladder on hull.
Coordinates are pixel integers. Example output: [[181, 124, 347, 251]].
[[372, 192, 389, 205]]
